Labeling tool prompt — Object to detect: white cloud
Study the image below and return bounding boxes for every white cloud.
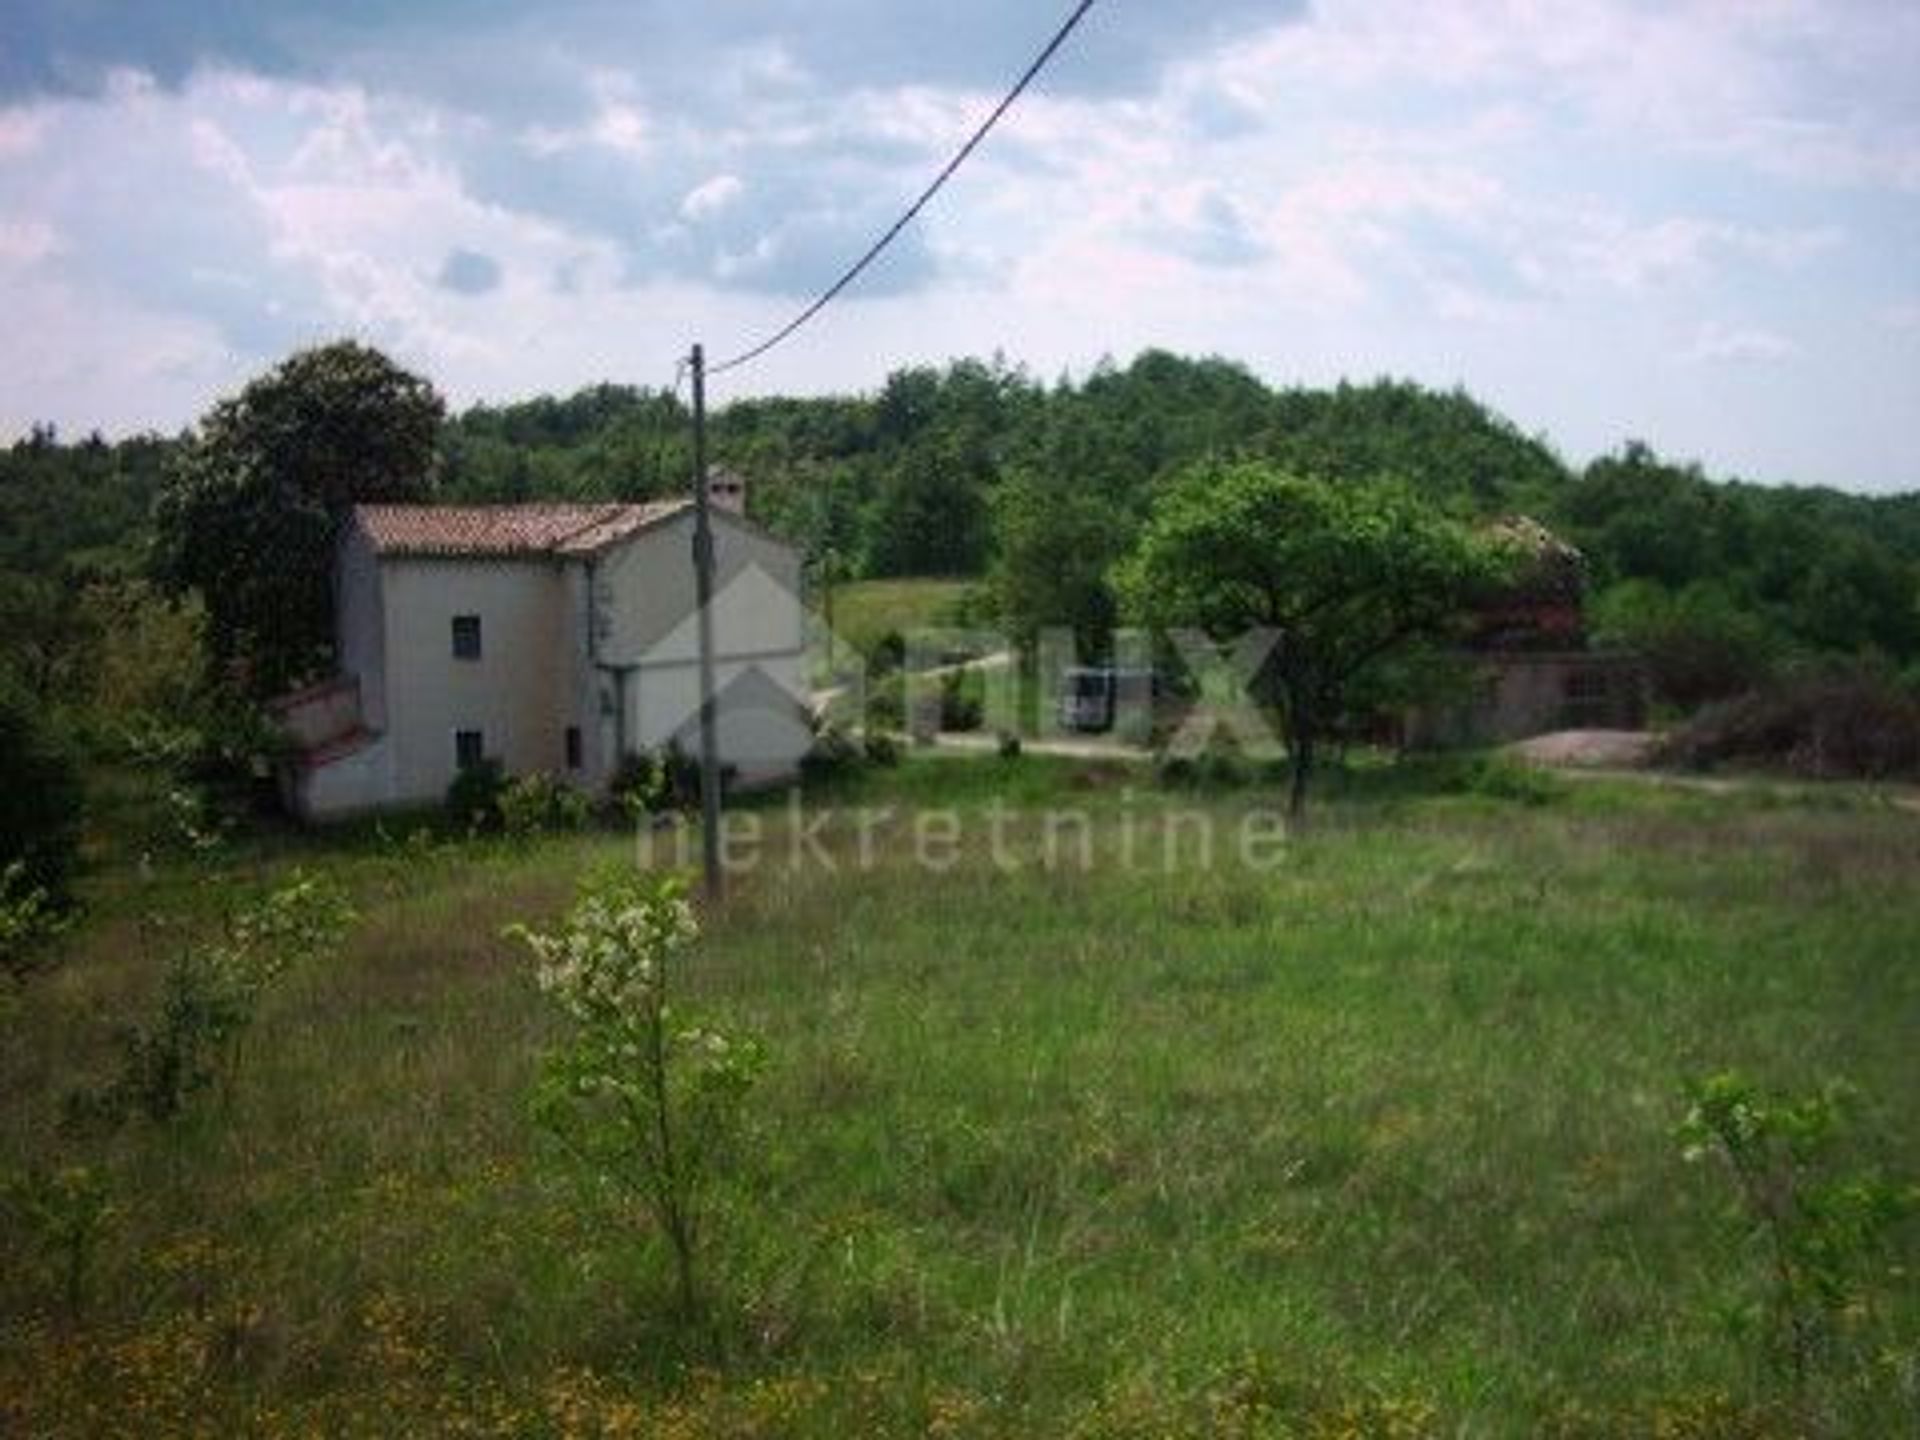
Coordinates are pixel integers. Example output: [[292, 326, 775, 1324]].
[[680, 173, 743, 221], [520, 70, 654, 158], [1683, 322, 1799, 365]]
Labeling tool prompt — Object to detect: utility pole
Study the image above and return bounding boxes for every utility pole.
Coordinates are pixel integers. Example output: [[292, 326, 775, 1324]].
[[688, 343, 723, 898]]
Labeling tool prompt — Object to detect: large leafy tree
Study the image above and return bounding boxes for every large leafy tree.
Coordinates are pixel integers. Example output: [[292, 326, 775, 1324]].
[[1116, 460, 1502, 812], [153, 341, 444, 697]]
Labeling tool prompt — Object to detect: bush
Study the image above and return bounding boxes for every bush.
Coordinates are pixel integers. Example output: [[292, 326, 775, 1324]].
[[1, 861, 69, 985], [70, 873, 354, 1127], [1, 1165, 114, 1318], [1434, 753, 1566, 806], [0, 687, 82, 902], [607, 750, 666, 818], [1679, 1072, 1917, 1393], [445, 757, 507, 831], [1660, 665, 1920, 780], [498, 772, 590, 838], [656, 741, 737, 810], [863, 731, 902, 767], [869, 630, 906, 676], [800, 726, 863, 784], [939, 670, 984, 732]]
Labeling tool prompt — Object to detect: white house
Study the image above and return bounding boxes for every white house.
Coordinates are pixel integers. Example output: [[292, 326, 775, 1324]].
[[273, 490, 811, 820]]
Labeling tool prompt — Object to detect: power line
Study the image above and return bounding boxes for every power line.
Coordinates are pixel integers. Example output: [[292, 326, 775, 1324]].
[[708, 0, 1097, 378]]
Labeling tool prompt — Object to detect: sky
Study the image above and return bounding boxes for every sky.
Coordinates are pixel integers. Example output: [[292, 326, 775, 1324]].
[[1, 0, 1916, 492]]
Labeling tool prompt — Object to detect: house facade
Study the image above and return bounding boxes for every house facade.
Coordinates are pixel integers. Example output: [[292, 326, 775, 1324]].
[[274, 495, 811, 820]]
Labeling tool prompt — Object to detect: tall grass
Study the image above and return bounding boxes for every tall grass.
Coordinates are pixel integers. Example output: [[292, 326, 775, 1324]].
[[3, 759, 1916, 1435]]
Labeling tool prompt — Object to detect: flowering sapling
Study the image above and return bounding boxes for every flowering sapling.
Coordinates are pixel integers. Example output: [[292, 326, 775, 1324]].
[[513, 871, 761, 1327]]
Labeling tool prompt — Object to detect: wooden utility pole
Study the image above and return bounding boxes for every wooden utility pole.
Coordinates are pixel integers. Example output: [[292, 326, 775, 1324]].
[[688, 343, 723, 898]]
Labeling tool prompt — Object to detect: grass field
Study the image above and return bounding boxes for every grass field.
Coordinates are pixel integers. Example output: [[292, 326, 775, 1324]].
[[3, 757, 1917, 1436], [821, 577, 979, 662]]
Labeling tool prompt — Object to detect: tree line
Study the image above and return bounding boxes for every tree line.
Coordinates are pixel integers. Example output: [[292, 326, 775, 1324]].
[[438, 350, 1920, 703], [5, 344, 1919, 746]]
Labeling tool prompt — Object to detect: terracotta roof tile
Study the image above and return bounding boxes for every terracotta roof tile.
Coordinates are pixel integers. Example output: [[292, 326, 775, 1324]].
[[353, 500, 688, 558]]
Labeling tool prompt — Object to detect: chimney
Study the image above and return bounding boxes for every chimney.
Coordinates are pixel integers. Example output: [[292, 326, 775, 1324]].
[[706, 466, 746, 516]]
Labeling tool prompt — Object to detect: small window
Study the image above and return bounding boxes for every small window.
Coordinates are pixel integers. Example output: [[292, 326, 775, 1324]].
[[565, 725, 583, 770], [452, 614, 482, 660], [455, 729, 485, 770], [1565, 669, 1611, 702], [1562, 668, 1615, 725]]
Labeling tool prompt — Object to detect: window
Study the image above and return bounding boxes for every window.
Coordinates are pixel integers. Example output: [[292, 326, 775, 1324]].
[[455, 729, 485, 770], [452, 614, 482, 660], [1565, 669, 1611, 702], [565, 725, 583, 770], [1562, 668, 1614, 725]]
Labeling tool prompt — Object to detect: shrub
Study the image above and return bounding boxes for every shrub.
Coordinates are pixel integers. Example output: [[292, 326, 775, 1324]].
[[608, 751, 667, 819], [1660, 664, 1920, 780], [996, 730, 1022, 760], [868, 630, 906, 676], [1434, 753, 1567, 806], [800, 726, 863, 784], [654, 741, 735, 810], [863, 731, 901, 767], [938, 670, 984, 732], [659, 742, 704, 809], [498, 772, 591, 838], [0, 686, 82, 903], [445, 757, 507, 831], [1, 1166, 114, 1317], [71, 872, 355, 1126], [1679, 1072, 1917, 1396], [0, 860, 69, 985]]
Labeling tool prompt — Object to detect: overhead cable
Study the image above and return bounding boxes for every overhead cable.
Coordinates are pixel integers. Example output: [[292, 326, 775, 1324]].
[[708, 0, 1097, 377]]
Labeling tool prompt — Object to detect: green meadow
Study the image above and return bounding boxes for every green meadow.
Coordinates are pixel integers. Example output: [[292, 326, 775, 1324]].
[[3, 757, 1917, 1436], [819, 577, 979, 659]]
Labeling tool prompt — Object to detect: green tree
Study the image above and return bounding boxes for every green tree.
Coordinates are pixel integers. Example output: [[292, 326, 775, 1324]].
[[0, 572, 98, 708], [1116, 461, 1500, 812], [152, 341, 444, 697], [990, 466, 1127, 656], [864, 432, 991, 577], [1591, 578, 1779, 709]]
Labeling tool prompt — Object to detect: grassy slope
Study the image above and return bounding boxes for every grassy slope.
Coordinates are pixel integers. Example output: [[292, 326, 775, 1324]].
[[823, 577, 976, 659], [3, 760, 1918, 1435]]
